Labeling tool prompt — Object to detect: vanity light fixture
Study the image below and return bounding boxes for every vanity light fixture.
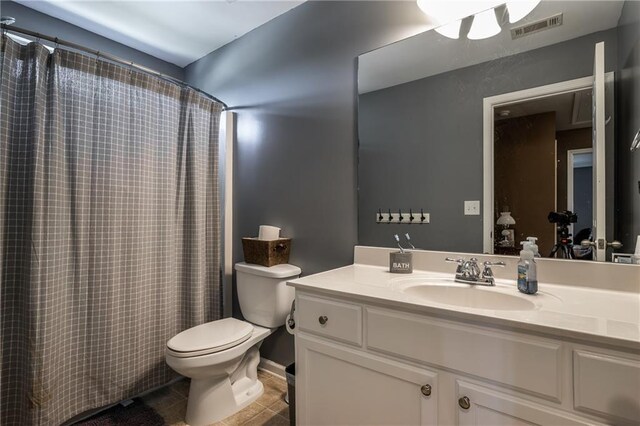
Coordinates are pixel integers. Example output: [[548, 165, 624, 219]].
[[506, 0, 542, 23], [468, 8, 502, 40], [435, 19, 462, 39], [417, 0, 542, 40]]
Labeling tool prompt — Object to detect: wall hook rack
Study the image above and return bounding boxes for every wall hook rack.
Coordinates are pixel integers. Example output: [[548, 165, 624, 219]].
[[376, 209, 430, 224]]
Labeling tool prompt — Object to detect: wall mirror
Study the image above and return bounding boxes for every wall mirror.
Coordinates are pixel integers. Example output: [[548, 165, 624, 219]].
[[357, 0, 639, 263]]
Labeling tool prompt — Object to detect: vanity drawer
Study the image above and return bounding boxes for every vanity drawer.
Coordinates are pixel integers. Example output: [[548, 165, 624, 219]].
[[573, 349, 640, 423], [297, 293, 362, 346], [366, 307, 563, 401]]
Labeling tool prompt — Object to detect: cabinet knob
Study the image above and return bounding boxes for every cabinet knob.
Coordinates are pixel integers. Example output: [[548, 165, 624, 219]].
[[458, 396, 471, 410], [318, 315, 328, 325], [420, 384, 432, 396]]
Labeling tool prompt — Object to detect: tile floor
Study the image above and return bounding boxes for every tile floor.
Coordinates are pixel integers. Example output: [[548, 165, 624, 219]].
[[141, 370, 290, 426]]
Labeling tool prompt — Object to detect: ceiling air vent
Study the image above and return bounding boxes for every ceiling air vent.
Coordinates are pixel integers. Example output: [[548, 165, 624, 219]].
[[511, 13, 563, 40]]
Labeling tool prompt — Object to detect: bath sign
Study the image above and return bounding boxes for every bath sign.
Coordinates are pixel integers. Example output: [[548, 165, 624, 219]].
[[390, 252, 413, 274]]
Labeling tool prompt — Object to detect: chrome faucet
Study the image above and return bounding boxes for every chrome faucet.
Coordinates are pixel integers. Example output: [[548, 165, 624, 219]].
[[445, 257, 505, 286]]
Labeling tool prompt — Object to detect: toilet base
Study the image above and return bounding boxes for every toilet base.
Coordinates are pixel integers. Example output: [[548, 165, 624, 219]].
[[184, 344, 265, 426], [185, 375, 264, 425]]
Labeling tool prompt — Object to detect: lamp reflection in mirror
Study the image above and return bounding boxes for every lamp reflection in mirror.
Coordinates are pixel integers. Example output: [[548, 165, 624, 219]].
[[496, 211, 516, 247]]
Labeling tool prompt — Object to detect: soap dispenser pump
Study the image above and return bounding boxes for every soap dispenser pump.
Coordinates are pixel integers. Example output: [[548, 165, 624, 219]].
[[526, 236, 540, 257], [517, 241, 538, 295]]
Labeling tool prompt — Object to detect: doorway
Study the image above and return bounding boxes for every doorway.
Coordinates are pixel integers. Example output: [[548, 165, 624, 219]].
[[567, 148, 593, 239], [483, 72, 614, 256]]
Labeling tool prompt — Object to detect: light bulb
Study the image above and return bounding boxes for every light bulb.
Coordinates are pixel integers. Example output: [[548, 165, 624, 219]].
[[507, 0, 541, 24], [467, 8, 501, 40], [435, 19, 462, 39]]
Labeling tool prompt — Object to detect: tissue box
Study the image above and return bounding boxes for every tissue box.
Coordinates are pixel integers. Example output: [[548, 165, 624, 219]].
[[242, 237, 292, 267]]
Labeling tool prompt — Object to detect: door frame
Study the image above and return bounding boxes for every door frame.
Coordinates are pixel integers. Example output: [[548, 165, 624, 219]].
[[482, 73, 613, 254]]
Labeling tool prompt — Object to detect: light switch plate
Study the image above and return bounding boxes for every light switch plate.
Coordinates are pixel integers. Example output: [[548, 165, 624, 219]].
[[464, 200, 480, 216]]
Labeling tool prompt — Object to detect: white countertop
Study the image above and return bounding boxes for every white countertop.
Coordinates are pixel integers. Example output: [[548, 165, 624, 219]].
[[288, 248, 640, 351]]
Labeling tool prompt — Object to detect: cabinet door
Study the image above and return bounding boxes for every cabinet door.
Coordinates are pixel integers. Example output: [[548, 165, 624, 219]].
[[573, 349, 640, 424], [456, 381, 603, 426], [297, 334, 437, 425]]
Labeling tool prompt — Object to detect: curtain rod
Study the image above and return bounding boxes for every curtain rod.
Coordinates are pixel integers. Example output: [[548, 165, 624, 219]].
[[1, 23, 228, 110]]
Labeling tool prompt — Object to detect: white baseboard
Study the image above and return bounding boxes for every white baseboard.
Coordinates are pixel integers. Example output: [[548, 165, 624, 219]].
[[258, 358, 286, 379]]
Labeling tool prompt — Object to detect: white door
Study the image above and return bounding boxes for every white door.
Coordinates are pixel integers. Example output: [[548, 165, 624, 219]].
[[592, 41, 606, 261], [296, 335, 438, 425]]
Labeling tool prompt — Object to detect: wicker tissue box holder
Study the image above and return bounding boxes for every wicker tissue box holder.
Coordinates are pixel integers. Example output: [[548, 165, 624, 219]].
[[242, 237, 291, 267]]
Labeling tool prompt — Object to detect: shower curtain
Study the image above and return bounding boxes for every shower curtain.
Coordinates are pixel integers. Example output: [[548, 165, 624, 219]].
[[0, 35, 223, 425]]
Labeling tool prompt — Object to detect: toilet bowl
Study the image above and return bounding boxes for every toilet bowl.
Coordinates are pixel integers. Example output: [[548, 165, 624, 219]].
[[165, 262, 300, 426]]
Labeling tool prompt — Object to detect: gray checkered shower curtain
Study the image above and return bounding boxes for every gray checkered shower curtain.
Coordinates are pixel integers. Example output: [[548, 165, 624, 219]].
[[0, 35, 223, 425]]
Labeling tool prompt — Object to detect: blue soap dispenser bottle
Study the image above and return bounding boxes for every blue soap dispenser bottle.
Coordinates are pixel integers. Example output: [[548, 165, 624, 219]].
[[517, 241, 538, 295]]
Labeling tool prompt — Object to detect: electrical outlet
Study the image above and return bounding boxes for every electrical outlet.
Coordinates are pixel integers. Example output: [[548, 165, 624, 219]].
[[464, 200, 480, 216]]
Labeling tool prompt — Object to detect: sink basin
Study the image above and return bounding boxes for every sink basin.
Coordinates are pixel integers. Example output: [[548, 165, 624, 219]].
[[403, 285, 536, 311]]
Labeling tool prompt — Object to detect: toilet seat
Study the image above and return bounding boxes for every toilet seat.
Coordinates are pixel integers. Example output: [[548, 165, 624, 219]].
[[167, 318, 253, 358]]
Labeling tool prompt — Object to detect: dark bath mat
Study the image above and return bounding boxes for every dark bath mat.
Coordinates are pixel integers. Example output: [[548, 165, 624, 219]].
[[74, 399, 165, 426]]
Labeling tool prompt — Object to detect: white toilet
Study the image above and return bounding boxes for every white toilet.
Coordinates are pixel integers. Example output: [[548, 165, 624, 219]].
[[165, 262, 300, 426]]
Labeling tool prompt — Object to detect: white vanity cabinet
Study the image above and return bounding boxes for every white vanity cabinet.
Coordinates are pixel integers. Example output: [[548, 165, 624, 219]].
[[294, 291, 640, 426], [296, 293, 438, 425], [297, 334, 438, 425]]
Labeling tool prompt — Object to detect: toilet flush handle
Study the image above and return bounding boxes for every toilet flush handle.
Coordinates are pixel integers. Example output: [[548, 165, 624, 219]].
[[287, 300, 296, 330]]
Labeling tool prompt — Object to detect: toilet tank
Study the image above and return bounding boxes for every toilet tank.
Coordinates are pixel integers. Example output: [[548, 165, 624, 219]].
[[235, 262, 301, 328]]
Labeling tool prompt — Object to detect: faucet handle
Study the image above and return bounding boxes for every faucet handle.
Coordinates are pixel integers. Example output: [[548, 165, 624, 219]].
[[445, 257, 465, 274], [482, 261, 505, 279]]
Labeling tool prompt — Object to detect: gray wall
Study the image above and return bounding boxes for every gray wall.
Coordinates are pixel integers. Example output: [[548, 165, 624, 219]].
[[0, 1, 184, 80], [616, 1, 640, 250], [185, 1, 432, 366], [358, 29, 618, 252]]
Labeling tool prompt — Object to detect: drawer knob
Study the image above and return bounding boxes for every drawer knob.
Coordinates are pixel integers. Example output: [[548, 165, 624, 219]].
[[420, 384, 432, 396], [458, 396, 471, 410], [318, 315, 328, 325]]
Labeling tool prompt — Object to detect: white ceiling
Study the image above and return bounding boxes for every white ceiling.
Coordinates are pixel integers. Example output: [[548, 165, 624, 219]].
[[359, 1, 624, 94], [14, 0, 305, 67]]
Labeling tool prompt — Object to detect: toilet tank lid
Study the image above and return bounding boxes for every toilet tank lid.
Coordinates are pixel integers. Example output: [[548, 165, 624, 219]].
[[235, 262, 301, 278]]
